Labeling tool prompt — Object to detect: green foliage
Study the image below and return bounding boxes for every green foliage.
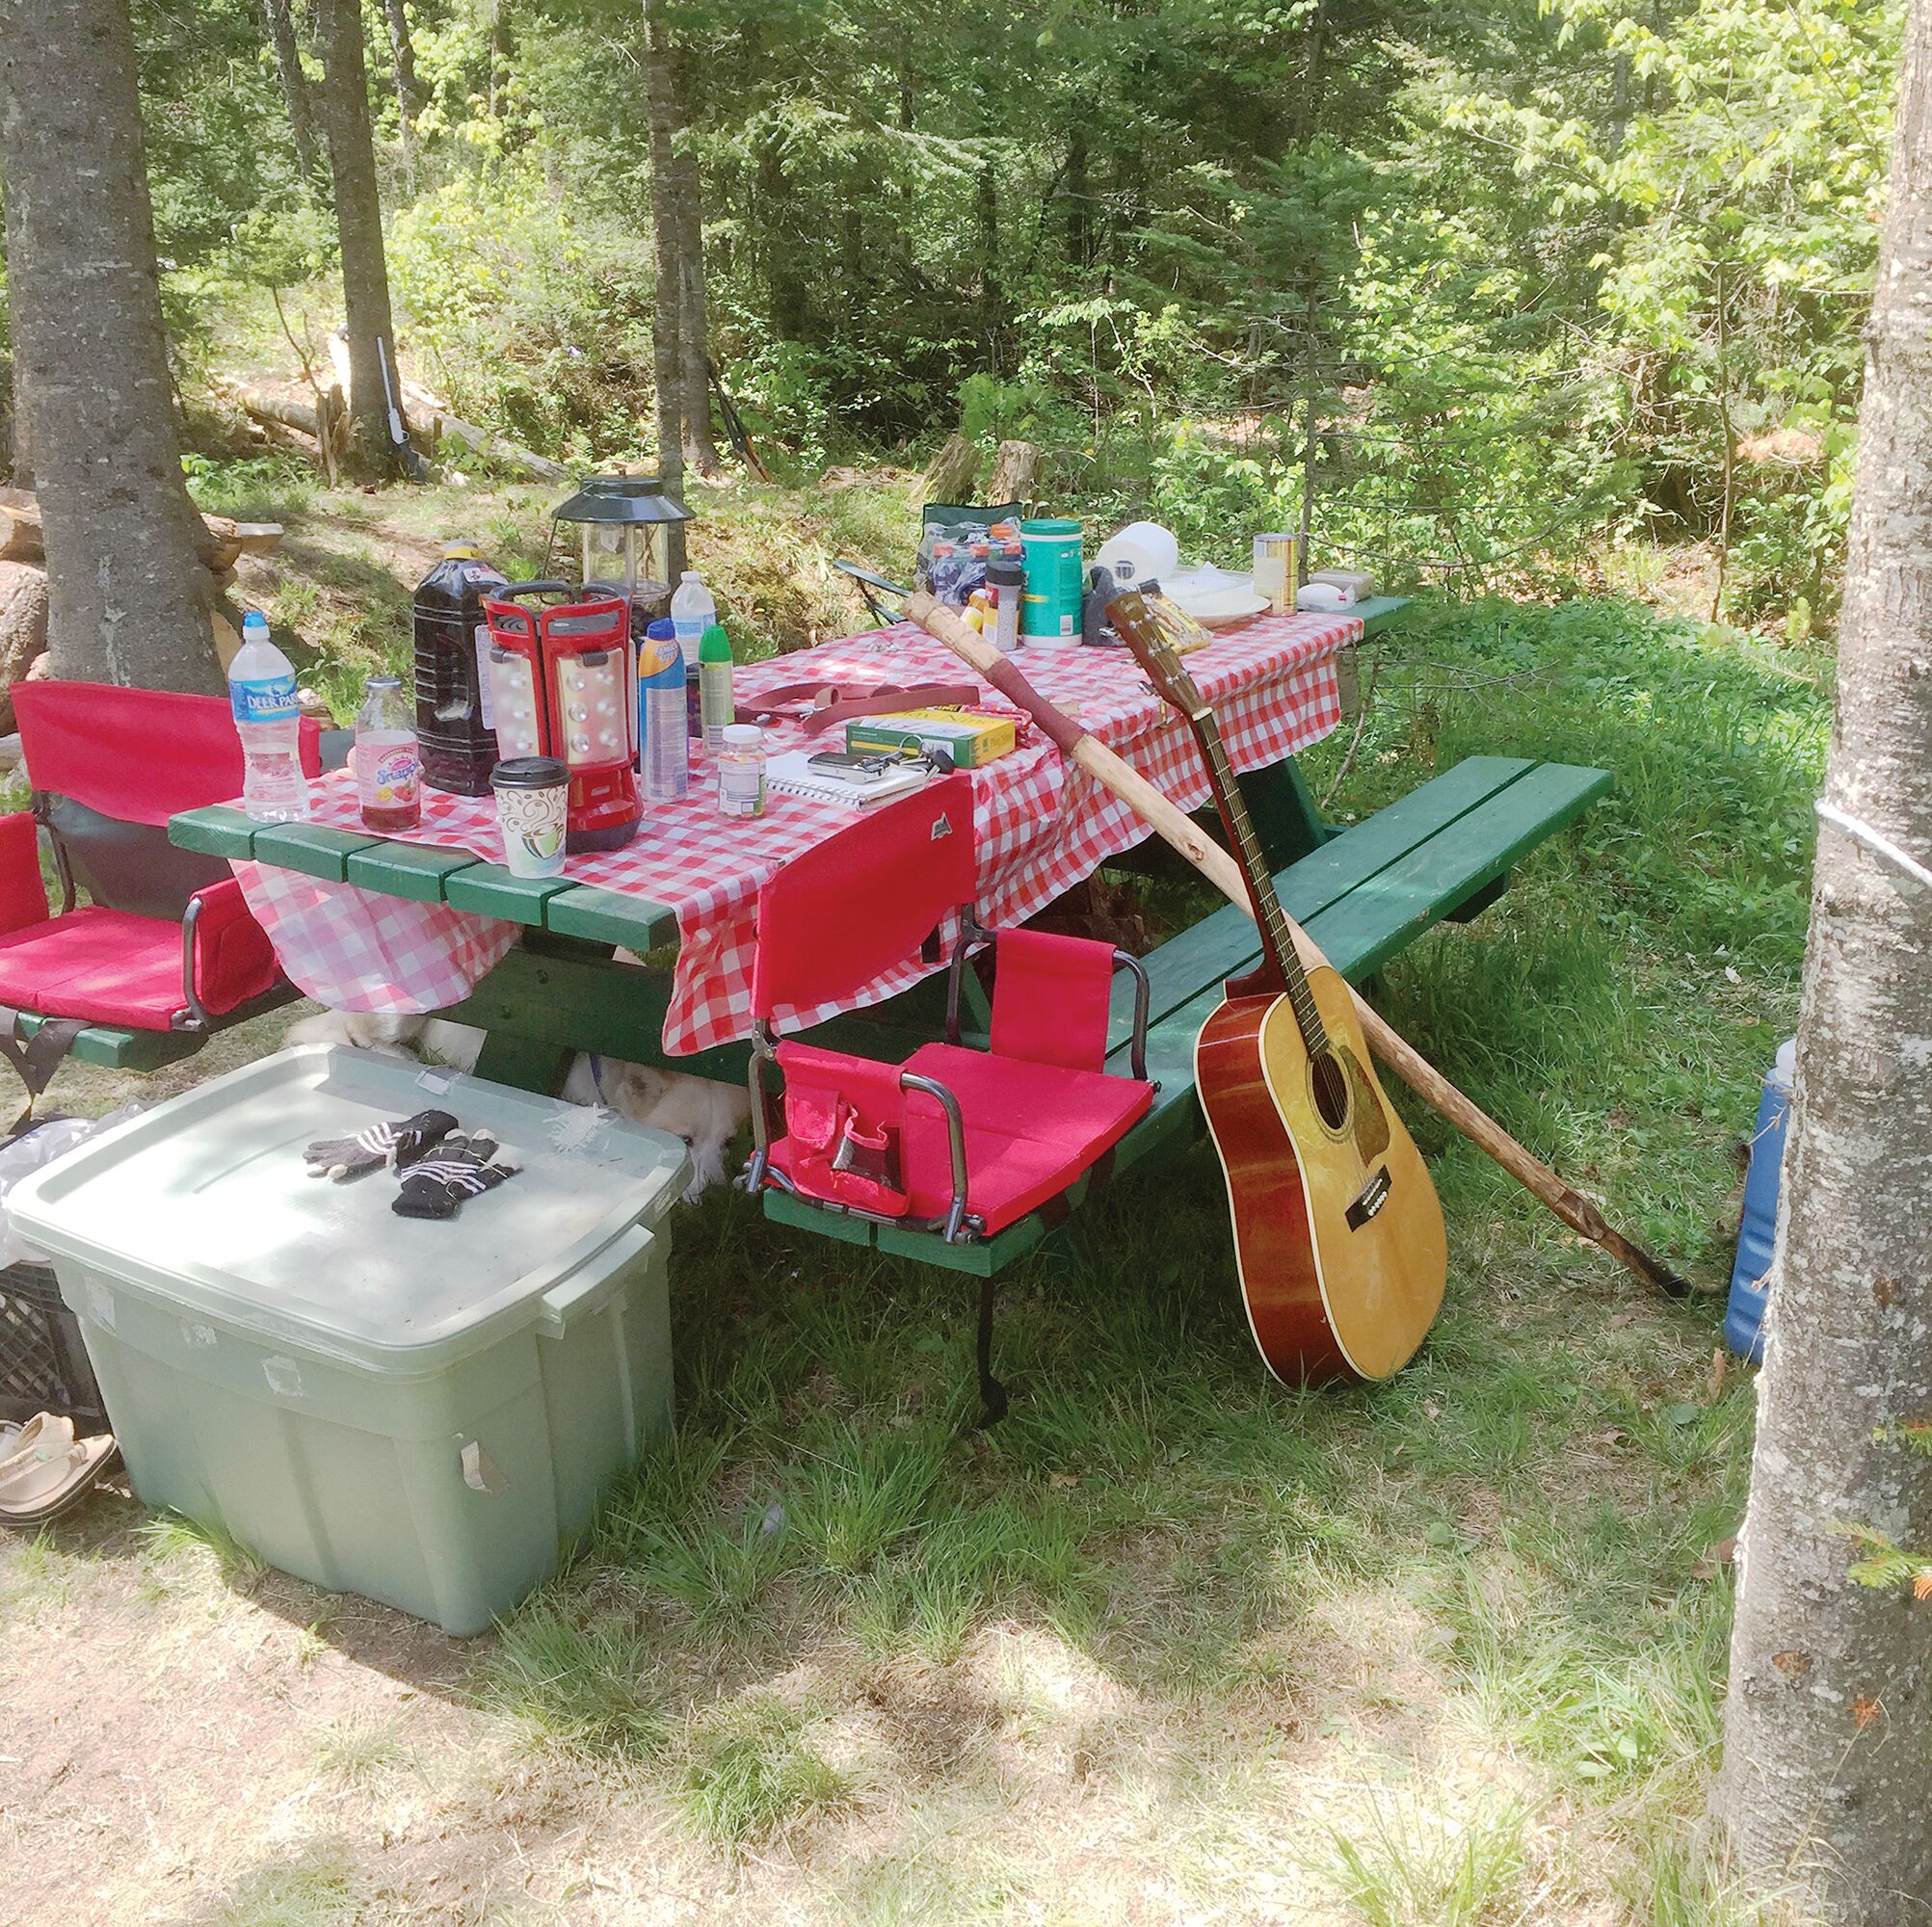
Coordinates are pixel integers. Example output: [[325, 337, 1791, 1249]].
[[106, 0, 1895, 622]]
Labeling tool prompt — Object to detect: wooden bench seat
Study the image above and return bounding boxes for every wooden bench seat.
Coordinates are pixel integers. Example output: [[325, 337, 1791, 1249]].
[[768, 754, 1611, 1274]]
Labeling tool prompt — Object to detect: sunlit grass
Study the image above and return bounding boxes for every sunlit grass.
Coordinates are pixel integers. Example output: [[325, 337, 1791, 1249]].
[[675, 1694, 853, 1848]]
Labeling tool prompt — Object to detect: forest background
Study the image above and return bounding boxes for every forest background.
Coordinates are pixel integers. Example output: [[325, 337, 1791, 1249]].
[[0, 0, 1901, 635]]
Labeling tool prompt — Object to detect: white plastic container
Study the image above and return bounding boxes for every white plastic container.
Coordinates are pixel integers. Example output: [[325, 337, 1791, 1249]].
[[228, 611, 310, 824], [670, 570, 717, 670], [8, 1045, 691, 1634]]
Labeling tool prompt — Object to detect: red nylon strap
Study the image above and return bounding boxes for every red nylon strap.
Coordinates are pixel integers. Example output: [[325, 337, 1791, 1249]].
[[736, 681, 979, 733]]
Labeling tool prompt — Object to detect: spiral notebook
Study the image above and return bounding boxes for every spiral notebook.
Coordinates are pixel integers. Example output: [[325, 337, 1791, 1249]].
[[764, 750, 936, 809]]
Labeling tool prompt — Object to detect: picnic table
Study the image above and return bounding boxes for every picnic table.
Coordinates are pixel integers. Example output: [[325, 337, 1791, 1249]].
[[168, 594, 1612, 1276]]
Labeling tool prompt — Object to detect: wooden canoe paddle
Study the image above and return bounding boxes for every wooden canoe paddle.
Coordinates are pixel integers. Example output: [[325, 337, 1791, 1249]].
[[903, 587, 1690, 1299]]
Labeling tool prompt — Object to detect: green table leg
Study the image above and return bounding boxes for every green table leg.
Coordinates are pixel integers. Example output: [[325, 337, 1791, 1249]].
[[471, 1030, 575, 1095]]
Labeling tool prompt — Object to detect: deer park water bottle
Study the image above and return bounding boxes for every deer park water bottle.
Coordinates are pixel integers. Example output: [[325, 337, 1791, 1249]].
[[229, 611, 309, 825]]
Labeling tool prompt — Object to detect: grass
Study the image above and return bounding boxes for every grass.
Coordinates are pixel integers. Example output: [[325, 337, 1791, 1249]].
[[676, 1695, 853, 1848], [135, 1508, 267, 1586], [312, 1713, 411, 1789], [453, 583, 1804, 1906], [9, 473, 1826, 1916], [1317, 1796, 1533, 1925]]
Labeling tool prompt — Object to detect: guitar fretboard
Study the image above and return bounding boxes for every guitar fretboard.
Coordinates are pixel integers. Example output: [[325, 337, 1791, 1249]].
[[1191, 705, 1330, 1060]]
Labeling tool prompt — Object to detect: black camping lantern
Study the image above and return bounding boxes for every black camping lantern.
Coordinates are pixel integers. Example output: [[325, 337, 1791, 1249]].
[[546, 472, 694, 635]]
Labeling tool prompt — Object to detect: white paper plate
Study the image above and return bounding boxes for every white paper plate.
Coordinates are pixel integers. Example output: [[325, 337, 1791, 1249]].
[[1183, 589, 1270, 627]]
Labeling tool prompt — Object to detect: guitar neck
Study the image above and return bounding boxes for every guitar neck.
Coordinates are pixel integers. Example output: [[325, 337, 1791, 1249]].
[[1186, 704, 1331, 1056]]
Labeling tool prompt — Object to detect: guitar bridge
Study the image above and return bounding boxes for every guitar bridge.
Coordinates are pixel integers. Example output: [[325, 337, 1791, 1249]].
[[1346, 1167, 1392, 1229]]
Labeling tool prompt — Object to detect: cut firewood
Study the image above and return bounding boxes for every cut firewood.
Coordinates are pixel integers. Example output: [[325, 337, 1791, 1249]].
[[398, 378, 569, 482]]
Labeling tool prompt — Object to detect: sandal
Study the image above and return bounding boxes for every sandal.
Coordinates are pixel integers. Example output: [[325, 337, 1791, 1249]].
[[0, 1412, 73, 1481], [0, 1432, 119, 1526]]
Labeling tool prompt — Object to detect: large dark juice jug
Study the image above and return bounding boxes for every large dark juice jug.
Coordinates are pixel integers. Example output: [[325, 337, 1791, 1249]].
[[413, 541, 508, 795]]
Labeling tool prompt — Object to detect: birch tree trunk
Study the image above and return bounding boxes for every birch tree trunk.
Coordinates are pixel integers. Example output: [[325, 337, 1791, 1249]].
[[262, 0, 326, 197], [1712, 4, 1932, 1914], [0, 0, 217, 691], [313, 0, 411, 478]]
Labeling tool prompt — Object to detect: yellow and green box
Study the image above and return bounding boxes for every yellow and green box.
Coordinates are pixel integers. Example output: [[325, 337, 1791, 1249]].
[[845, 709, 1018, 767]]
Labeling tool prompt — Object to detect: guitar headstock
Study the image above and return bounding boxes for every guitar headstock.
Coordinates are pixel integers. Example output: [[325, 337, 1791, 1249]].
[[1106, 588, 1206, 717]]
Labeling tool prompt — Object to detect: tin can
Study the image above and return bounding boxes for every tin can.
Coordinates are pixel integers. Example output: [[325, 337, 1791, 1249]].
[[1252, 532, 1299, 615]]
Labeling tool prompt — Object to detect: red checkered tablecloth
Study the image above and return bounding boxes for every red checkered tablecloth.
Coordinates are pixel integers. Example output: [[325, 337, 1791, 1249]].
[[234, 610, 1357, 1054]]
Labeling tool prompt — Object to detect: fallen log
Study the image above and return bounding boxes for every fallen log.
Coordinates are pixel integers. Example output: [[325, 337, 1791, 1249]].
[[399, 378, 569, 482]]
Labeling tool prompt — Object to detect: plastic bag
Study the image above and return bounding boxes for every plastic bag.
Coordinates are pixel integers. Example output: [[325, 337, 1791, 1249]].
[[0, 1107, 142, 1266]]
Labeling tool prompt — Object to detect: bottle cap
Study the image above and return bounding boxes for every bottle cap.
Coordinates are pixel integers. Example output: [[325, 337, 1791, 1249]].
[[646, 618, 675, 640], [242, 611, 268, 633], [364, 673, 402, 692], [722, 724, 763, 748], [441, 541, 479, 559], [680, 570, 701, 583], [700, 622, 731, 658]]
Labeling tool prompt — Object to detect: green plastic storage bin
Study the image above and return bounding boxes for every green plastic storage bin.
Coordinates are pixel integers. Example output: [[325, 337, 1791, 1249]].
[[8, 1043, 691, 1634]]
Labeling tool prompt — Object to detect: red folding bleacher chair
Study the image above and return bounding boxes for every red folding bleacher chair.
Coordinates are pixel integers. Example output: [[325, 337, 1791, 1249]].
[[745, 774, 1155, 1421], [0, 681, 320, 1116]]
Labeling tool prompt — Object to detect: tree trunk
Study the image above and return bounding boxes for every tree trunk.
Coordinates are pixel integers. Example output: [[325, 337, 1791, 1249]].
[[262, 0, 326, 197], [1066, 127, 1089, 270], [667, 48, 722, 479], [642, 0, 721, 525], [0, 0, 218, 692], [1711, 4, 1932, 1915], [313, 0, 411, 478], [381, 0, 422, 151], [922, 434, 980, 505], [642, 0, 688, 574], [1, 169, 31, 489]]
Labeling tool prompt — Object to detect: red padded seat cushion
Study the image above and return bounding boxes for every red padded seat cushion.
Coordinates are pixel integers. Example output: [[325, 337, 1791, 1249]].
[[0, 891, 277, 1029], [769, 1041, 1151, 1236]]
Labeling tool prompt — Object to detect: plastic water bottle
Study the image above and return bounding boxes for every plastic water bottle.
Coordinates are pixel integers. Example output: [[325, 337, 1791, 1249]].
[[229, 611, 309, 825], [671, 571, 716, 738], [1725, 1038, 1797, 1361], [638, 618, 689, 803]]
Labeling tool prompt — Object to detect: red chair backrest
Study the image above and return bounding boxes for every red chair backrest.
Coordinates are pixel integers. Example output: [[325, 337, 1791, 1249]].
[[753, 773, 976, 1018], [13, 679, 323, 828]]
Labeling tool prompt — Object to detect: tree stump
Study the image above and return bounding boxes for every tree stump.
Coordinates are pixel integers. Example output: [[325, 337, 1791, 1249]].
[[0, 561, 50, 729], [921, 434, 981, 507], [987, 438, 1041, 510]]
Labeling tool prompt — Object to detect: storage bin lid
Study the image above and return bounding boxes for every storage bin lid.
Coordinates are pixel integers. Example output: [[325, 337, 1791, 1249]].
[[6, 1045, 692, 1375]]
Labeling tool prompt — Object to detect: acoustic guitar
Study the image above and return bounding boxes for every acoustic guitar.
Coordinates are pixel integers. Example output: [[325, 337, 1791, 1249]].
[[1111, 591, 1447, 1383]]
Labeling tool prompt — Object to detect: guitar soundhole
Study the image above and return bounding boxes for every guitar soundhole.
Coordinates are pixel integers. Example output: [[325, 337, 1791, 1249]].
[[1310, 1049, 1350, 1131]]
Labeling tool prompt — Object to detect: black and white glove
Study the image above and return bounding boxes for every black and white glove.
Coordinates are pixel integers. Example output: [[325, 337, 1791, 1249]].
[[392, 1130, 522, 1220], [304, 1108, 457, 1182]]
